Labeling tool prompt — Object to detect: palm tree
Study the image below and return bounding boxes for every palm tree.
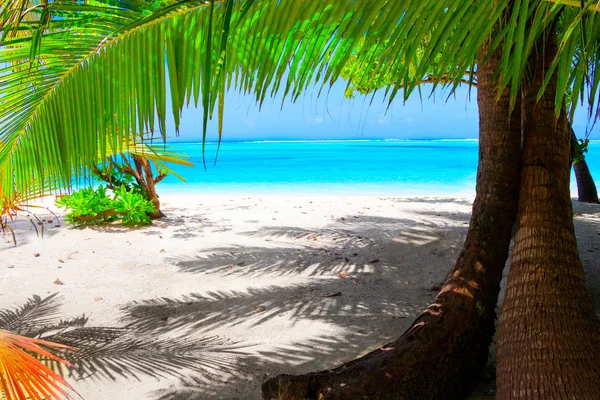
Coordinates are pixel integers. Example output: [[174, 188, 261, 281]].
[[1, 1, 599, 399], [572, 131, 600, 203], [342, 37, 600, 205], [90, 134, 194, 219], [495, 29, 600, 398]]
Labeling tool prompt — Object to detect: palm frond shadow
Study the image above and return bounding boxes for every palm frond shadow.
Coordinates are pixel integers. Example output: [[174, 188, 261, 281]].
[[147, 209, 600, 400], [123, 281, 424, 337], [123, 272, 429, 397], [388, 197, 475, 206], [0, 293, 63, 335], [139, 293, 423, 400], [55, 330, 241, 383], [140, 211, 232, 237], [0, 294, 243, 383], [152, 334, 397, 400], [167, 214, 469, 280], [140, 212, 470, 398]]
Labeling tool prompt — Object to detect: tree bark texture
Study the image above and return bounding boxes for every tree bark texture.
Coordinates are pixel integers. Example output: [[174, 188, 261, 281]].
[[262, 45, 522, 400], [131, 155, 164, 219], [496, 32, 600, 399]]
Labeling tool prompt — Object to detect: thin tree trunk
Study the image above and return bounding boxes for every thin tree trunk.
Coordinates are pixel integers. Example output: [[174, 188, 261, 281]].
[[570, 129, 599, 204], [570, 128, 599, 203], [574, 159, 599, 203], [496, 32, 600, 399], [131, 155, 164, 219], [262, 43, 521, 400]]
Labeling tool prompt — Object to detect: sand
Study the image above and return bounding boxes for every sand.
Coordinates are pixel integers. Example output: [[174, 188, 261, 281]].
[[1, 195, 599, 400]]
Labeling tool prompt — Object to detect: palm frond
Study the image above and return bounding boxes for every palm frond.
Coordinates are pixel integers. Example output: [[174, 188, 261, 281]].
[[0, 0, 187, 203], [0, 329, 75, 400]]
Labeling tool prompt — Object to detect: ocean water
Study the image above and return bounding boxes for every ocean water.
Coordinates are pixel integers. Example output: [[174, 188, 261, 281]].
[[156, 139, 600, 196]]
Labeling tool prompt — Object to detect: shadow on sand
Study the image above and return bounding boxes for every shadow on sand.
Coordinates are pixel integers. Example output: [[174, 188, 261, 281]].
[[0, 294, 245, 384], [123, 211, 469, 399], [4, 200, 598, 399], [142, 202, 599, 400]]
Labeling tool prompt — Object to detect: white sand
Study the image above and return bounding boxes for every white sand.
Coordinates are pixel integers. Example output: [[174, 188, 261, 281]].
[[1, 195, 598, 400]]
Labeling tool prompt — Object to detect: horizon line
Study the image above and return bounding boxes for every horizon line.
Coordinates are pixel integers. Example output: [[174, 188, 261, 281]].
[[160, 138, 482, 144]]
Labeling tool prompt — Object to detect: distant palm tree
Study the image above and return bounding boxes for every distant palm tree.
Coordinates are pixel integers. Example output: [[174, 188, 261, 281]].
[[1, 1, 599, 399], [572, 131, 600, 203]]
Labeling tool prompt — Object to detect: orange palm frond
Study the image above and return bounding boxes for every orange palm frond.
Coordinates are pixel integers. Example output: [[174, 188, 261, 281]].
[[0, 329, 76, 400]]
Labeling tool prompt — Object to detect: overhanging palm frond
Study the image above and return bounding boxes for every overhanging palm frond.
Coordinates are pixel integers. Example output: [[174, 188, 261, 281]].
[[546, 0, 600, 11], [0, 329, 75, 400], [0, 0, 189, 204], [1, 0, 599, 205], [0, 130, 194, 205], [0, 0, 499, 179], [0, 0, 162, 140]]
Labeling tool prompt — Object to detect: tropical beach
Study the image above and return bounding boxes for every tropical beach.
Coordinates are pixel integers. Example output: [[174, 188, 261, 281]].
[[2, 192, 600, 399], [0, 194, 475, 399], [2, 1, 600, 400], [1, 193, 597, 400]]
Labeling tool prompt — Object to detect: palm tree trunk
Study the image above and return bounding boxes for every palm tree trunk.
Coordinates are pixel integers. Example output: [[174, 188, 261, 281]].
[[496, 31, 600, 399], [262, 43, 521, 400]]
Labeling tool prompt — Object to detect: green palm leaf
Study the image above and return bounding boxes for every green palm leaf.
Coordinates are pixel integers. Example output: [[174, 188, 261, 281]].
[[0, 0, 598, 206]]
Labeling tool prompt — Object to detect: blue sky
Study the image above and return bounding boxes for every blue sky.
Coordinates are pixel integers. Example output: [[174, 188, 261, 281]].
[[166, 79, 599, 142]]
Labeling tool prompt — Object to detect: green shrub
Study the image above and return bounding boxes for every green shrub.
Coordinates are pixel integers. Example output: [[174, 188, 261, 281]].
[[112, 186, 156, 225], [55, 185, 155, 226]]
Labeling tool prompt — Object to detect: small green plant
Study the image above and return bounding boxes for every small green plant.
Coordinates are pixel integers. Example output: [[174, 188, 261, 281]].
[[55, 185, 155, 226], [113, 186, 156, 225], [91, 152, 181, 219], [55, 186, 115, 224]]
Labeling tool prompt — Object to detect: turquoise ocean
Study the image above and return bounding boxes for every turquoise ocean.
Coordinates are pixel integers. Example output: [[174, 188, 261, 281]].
[[157, 139, 600, 196]]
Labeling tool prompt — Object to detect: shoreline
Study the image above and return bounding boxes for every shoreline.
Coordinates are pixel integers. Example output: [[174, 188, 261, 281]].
[[22, 190, 598, 210], [23, 192, 479, 212], [155, 184, 477, 198]]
